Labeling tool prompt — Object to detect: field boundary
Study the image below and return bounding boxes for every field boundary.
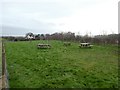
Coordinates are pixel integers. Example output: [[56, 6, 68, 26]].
[[2, 43, 9, 89]]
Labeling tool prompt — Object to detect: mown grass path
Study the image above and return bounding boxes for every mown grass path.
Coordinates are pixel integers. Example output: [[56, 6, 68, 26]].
[[5, 40, 118, 88]]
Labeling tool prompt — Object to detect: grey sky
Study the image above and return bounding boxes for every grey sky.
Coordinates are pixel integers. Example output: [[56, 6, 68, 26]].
[[1, 0, 119, 36]]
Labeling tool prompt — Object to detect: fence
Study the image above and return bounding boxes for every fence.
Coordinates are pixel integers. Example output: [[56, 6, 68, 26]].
[[2, 43, 9, 89]]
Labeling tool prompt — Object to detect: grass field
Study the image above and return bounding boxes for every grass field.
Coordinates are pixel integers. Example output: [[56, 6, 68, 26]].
[[5, 40, 118, 88]]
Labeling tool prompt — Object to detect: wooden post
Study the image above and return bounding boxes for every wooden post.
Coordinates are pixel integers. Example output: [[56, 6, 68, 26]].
[[2, 43, 9, 89], [2, 43, 5, 88], [2, 43, 5, 76]]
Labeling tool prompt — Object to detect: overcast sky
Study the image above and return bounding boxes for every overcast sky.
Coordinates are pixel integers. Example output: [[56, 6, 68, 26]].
[[1, 0, 119, 36]]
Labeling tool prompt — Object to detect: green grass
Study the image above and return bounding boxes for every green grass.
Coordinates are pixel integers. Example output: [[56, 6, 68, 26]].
[[5, 40, 118, 88]]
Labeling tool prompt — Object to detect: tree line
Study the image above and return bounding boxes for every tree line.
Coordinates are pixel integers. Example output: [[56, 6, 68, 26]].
[[2, 32, 119, 45]]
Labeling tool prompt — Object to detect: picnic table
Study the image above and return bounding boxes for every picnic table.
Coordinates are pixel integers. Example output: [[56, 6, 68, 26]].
[[37, 44, 51, 49], [79, 43, 93, 48]]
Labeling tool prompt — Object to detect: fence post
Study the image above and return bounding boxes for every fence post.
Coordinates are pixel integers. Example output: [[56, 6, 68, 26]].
[[2, 43, 9, 89]]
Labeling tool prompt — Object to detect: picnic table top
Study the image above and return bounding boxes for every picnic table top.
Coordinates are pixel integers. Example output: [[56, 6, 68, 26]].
[[80, 43, 90, 45], [37, 44, 50, 46]]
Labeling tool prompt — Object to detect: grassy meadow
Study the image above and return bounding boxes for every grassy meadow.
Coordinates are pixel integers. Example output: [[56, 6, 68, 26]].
[[4, 40, 118, 88]]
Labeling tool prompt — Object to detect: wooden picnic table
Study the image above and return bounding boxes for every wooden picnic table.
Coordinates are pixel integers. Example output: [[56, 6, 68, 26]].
[[79, 43, 93, 48], [37, 44, 51, 49]]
